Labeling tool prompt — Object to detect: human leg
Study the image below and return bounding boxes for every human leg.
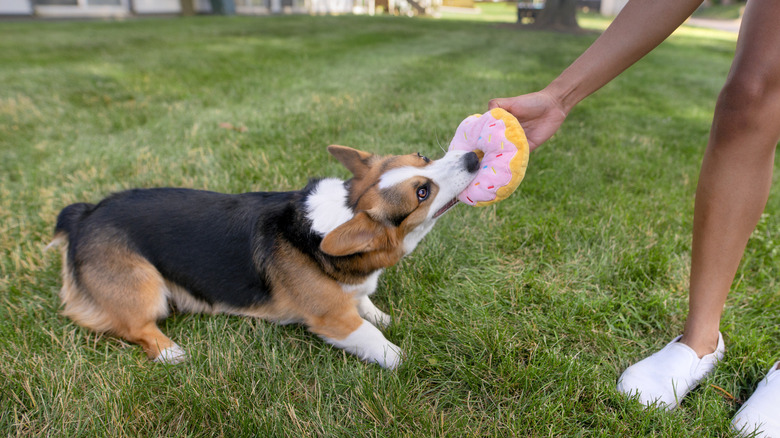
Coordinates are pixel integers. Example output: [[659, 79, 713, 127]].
[[619, 0, 780, 408], [682, 0, 780, 357]]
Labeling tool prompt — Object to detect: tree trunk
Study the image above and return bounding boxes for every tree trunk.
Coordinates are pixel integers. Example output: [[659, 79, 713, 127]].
[[525, 0, 580, 32]]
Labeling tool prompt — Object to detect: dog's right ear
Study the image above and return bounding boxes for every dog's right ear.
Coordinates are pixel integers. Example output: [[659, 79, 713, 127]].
[[320, 211, 393, 257], [328, 145, 373, 179]]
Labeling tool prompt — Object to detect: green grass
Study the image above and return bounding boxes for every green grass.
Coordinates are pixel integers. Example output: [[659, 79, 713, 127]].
[[438, 2, 519, 23], [692, 3, 744, 20], [1, 12, 776, 437]]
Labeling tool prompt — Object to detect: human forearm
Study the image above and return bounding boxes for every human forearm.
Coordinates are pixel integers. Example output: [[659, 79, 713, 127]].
[[546, 0, 703, 113]]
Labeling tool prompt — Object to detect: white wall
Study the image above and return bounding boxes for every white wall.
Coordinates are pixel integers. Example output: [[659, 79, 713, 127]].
[[310, 0, 353, 14], [133, 0, 182, 14], [195, 0, 213, 12], [0, 0, 32, 15], [600, 0, 628, 16]]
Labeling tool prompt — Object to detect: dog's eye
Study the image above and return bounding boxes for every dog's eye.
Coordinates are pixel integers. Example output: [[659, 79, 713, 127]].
[[417, 152, 430, 163], [416, 186, 429, 201]]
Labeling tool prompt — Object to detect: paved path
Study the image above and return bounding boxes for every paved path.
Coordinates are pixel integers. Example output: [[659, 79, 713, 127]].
[[686, 17, 741, 33]]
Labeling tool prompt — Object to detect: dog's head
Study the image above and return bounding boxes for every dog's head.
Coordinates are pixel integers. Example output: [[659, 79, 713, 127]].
[[316, 145, 479, 264]]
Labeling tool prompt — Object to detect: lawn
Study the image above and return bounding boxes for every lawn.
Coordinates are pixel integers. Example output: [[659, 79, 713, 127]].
[[692, 3, 744, 20], [438, 2, 519, 23], [2, 10, 776, 437]]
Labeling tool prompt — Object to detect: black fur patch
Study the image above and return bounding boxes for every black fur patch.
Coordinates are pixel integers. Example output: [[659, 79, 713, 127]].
[[60, 188, 289, 308], [56, 177, 385, 309]]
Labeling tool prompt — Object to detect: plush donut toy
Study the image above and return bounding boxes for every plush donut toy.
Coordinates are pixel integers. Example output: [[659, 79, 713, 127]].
[[448, 108, 530, 207]]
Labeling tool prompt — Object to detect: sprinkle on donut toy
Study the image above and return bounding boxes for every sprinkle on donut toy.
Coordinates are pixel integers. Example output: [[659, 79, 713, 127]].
[[448, 108, 530, 207]]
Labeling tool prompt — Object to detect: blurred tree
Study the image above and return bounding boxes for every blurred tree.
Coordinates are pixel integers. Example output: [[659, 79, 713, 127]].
[[518, 0, 580, 32]]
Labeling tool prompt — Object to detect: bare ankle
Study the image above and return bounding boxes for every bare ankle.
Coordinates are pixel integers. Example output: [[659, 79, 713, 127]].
[[678, 332, 720, 358]]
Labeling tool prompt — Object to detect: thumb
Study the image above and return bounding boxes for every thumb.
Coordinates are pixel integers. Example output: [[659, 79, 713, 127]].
[[488, 97, 511, 110]]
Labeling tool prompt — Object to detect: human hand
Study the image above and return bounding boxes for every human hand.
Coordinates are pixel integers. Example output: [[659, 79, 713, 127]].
[[488, 90, 568, 151]]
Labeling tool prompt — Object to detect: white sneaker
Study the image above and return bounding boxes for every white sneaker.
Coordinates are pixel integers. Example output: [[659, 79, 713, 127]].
[[617, 333, 725, 410], [732, 361, 780, 438]]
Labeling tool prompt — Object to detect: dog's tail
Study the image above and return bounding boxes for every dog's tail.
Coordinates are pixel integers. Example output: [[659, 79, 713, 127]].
[[46, 202, 95, 250]]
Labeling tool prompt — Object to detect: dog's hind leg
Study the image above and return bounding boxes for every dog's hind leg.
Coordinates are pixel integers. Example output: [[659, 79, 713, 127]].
[[125, 321, 187, 364], [61, 239, 186, 364]]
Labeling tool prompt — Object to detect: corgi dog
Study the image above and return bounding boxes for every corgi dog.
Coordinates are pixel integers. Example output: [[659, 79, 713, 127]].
[[49, 146, 480, 369]]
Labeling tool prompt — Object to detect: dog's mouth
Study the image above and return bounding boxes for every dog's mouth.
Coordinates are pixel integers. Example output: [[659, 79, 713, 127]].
[[433, 198, 459, 219]]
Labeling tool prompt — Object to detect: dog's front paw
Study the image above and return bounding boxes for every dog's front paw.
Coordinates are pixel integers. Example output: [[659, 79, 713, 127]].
[[323, 320, 403, 370], [377, 342, 403, 370], [353, 331, 404, 370], [367, 309, 392, 329], [357, 297, 392, 329]]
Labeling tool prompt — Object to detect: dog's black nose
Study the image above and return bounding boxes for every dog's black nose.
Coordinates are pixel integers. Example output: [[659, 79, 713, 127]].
[[463, 151, 480, 173]]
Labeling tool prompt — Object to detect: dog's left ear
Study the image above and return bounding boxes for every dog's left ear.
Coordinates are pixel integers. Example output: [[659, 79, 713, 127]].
[[320, 211, 393, 257], [328, 145, 373, 179]]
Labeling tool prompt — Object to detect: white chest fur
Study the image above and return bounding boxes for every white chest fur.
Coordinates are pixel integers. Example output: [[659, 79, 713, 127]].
[[305, 178, 353, 237], [340, 270, 382, 298]]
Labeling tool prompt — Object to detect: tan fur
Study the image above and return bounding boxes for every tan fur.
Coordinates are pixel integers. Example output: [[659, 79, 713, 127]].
[[320, 211, 397, 257], [380, 176, 439, 233], [59, 242, 115, 334], [265, 240, 363, 339], [57, 231, 174, 359], [328, 146, 430, 211], [327, 146, 375, 180]]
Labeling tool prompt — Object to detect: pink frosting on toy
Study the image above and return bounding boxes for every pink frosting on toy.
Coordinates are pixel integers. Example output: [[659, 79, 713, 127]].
[[448, 113, 518, 206]]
